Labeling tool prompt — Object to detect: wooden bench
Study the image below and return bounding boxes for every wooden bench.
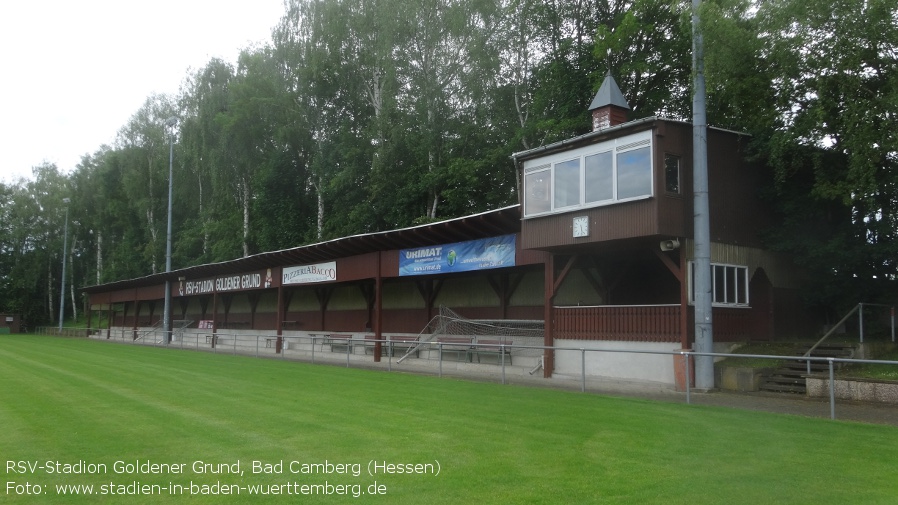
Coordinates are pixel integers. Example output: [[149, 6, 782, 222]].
[[324, 334, 354, 353], [473, 338, 513, 364], [364, 335, 421, 357], [436, 337, 473, 362], [364, 334, 388, 355], [390, 335, 420, 358]]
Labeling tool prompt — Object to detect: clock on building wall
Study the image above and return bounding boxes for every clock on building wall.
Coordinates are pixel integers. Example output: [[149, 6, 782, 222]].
[[572, 216, 589, 238]]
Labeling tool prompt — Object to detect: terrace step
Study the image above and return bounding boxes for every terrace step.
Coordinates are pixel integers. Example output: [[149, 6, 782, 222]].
[[758, 344, 857, 395]]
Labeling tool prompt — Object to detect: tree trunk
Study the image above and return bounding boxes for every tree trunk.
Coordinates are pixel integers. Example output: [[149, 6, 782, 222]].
[[96, 230, 102, 285], [199, 174, 209, 256], [69, 240, 77, 322], [243, 178, 251, 258], [316, 176, 324, 241], [47, 256, 55, 323], [147, 207, 157, 274]]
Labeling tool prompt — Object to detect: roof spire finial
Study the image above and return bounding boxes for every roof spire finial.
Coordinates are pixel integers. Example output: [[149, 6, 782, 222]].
[[588, 59, 630, 131]]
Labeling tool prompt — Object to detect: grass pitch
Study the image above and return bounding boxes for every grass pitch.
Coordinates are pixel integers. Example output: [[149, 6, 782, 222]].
[[1, 335, 896, 504]]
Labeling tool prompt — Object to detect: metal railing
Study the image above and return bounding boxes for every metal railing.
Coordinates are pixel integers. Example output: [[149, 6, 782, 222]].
[[34, 327, 898, 422], [803, 303, 895, 374]]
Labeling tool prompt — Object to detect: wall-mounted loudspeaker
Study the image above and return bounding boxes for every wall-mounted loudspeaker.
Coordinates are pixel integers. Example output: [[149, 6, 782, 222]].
[[660, 239, 680, 251]]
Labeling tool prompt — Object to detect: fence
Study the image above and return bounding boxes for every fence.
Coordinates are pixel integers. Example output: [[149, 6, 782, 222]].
[[34, 326, 898, 422]]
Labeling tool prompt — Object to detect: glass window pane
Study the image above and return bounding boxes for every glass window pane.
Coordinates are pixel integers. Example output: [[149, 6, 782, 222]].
[[554, 158, 581, 208], [524, 170, 551, 215], [737, 267, 747, 304], [585, 151, 613, 203], [664, 155, 680, 193], [617, 146, 652, 199], [726, 266, 736, 304], [714, 265, 725, 304]]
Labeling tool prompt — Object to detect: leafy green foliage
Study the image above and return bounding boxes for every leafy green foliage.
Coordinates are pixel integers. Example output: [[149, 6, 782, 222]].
[[3, 0, 895, 326]]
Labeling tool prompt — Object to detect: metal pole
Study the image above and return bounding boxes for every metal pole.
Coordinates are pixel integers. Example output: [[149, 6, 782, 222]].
[[859, 303, 864, 343], [581, 349, 586, 393], [692, 0, 714, 390], [501, 343, 507, 385], [58, 199, 70, 331], [162, 117, 176, 346], [685, 352, 691, 405], [889, 307, 895, 342], [439, 343, 443, 378], [828, 359, 835, 420]]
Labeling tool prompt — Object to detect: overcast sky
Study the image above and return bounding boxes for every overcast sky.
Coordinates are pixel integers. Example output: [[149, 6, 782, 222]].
[[0, 0, 286, 184]]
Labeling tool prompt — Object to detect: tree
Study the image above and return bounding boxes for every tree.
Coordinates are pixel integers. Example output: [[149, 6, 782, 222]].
[[755, 0, 898, 307], [115, 94, 180, 273]]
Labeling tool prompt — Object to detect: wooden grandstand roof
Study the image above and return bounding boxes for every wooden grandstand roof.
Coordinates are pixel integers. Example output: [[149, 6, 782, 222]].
[[82, 205, 522, 293]]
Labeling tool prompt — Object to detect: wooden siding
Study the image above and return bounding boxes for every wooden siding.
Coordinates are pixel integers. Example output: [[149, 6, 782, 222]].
[[337, 252, 380, 282], [713, 308, 755, 342], [555, 305, 765, 343], [521, 198, 659, 250], [519, 120, 774, 252], [555, 305, 681, 342]]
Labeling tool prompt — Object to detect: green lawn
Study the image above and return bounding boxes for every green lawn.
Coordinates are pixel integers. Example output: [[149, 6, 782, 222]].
[[1, 335, 896, 504]]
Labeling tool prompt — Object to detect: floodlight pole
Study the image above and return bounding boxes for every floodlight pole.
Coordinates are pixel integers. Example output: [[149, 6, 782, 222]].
[[162, 116, 177, 345], [58, 198, 71, 331], [692, 0, 714, 390]]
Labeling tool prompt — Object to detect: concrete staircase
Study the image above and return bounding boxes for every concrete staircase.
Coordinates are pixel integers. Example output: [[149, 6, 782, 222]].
[[759, 344, 857, 394]]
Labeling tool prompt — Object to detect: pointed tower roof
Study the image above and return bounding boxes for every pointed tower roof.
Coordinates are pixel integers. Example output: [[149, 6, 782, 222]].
[[589, 72, 630, 111]]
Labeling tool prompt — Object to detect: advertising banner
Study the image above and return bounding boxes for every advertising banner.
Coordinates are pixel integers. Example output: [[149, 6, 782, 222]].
[[399, 234, 516, 276], [178, 269, 276, 296], [283, 261, 338, 285]]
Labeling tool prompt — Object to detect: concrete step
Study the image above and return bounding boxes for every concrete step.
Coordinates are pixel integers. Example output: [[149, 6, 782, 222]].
[[759, 343, 858, 395]]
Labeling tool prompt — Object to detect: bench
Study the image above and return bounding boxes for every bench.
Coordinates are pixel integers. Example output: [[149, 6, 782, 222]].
[[323, 334, 354, 353], [364, 334, 388, 355], [436, 337, 473, 362], [390, 335, 421, 358], [473, 338, 513, 364], [364, 335, 421, 357]]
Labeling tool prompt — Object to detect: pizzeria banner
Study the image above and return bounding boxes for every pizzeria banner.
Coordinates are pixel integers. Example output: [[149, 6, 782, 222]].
[[399, 234, 516, 276], [283, 261, 338, 285]]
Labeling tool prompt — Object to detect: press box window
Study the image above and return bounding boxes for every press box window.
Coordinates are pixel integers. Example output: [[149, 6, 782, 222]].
[[524, 167, 550, 215], [521, 132, 653, 217], [689, 262, 749, 307]]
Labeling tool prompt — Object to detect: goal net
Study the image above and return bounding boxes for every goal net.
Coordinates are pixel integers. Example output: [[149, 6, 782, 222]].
[[397, 306, 544, 363]]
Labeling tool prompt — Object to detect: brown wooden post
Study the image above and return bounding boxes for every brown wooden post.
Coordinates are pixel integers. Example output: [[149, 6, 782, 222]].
[[211, 291, 218, 349], [679, 249, 689, 349], [276, 284, 284, 337], [652, 247, 689, 349], [86, 301, 93, 338], [106, 301, 112, 339], [132, 290, 140, 340], [374, 251, 383, 362], [543, 255, 555, 378]]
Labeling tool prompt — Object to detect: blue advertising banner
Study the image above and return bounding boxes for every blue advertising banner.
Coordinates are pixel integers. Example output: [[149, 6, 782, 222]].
[[399, 234, 516, 276]]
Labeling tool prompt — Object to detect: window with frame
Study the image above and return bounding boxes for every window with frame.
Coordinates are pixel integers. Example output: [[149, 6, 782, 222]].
[[664, 154, 680, 193], [521, 132, 653, 217], [689, 262, 749, 307]]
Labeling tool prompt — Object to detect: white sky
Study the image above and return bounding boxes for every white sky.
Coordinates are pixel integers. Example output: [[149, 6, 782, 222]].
[[0, 0, 286, 184]]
